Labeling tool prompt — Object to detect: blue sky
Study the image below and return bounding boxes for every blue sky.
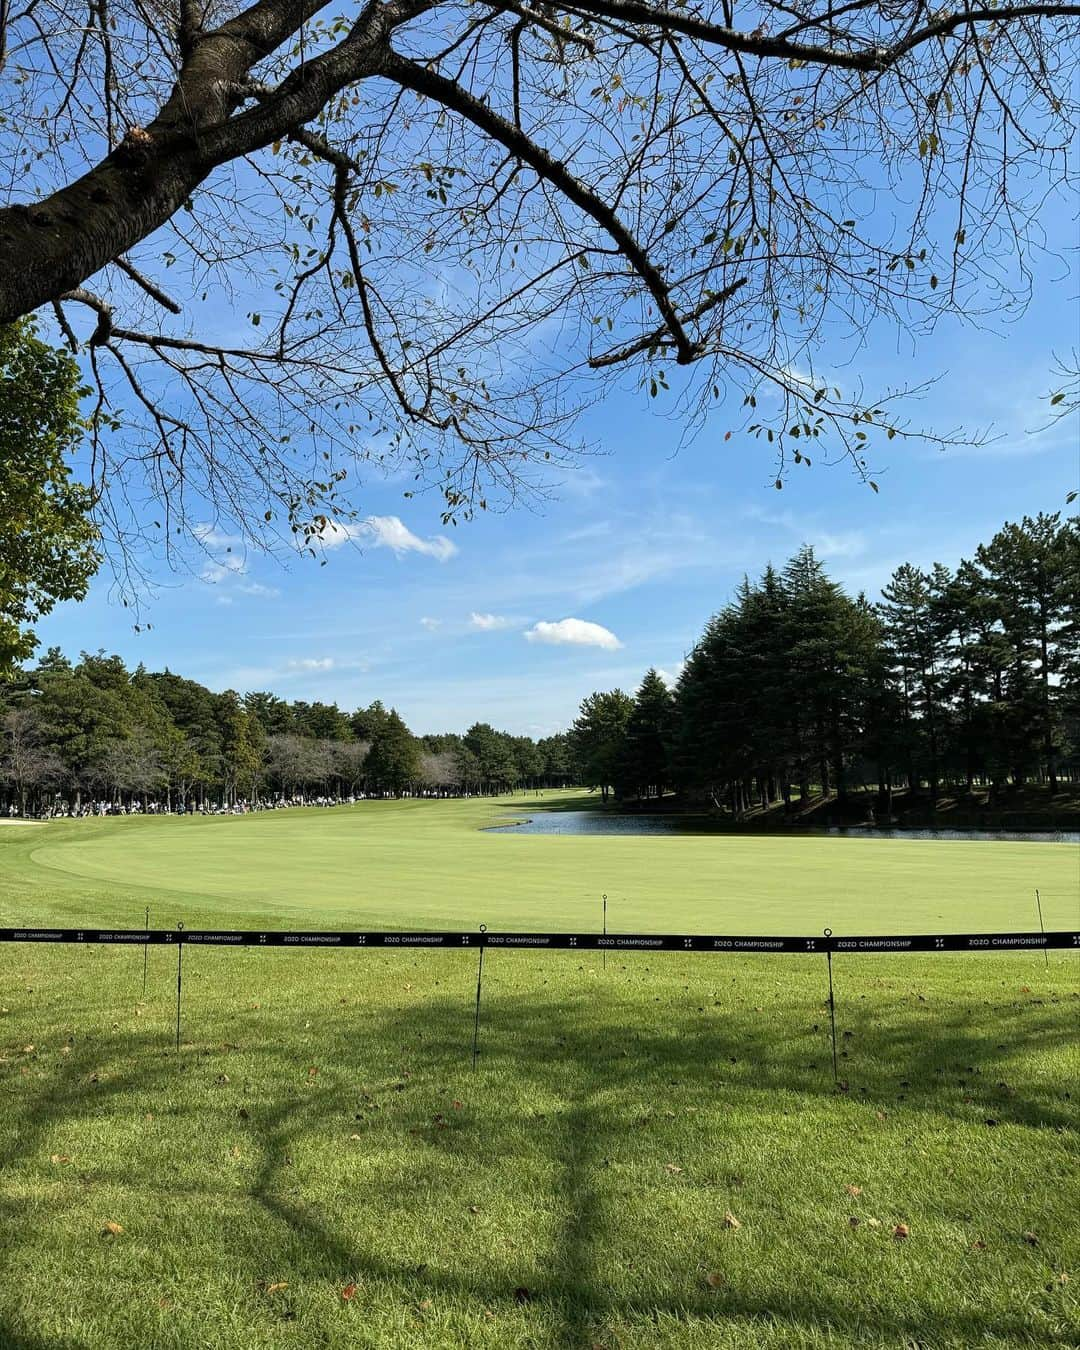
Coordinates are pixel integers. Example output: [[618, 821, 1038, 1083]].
[[37, 216, 1079, 737]]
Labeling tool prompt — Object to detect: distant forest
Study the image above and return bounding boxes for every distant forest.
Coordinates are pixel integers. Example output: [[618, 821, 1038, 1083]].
[[571, 512, 1080, 816], [0, 662, 575, 814], [0, 511, 1076, 818]]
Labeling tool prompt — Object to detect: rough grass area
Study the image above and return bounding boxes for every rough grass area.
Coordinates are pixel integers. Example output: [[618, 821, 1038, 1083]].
[[0, 795, 1077, 1348]]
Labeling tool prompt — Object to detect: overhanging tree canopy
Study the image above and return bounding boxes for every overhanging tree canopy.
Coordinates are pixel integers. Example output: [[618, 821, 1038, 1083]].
[[0, 322, 100, 668], [1, 0, 1077, 560]]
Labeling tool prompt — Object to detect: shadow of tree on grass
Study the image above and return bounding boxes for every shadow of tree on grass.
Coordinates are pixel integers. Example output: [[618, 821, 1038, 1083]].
[[0, 956, 1077, 1346]]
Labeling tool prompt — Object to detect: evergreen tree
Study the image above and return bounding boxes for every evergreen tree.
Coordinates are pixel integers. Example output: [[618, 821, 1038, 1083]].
[[569, 690, 634, 801], [973, 514, 1079, 792], [878, 563, 949, 800], [365, 709, 420, 793], [618, 669, 673, 800]]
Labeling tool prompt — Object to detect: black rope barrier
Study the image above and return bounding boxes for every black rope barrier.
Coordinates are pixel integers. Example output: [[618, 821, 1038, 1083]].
[[5, 924, 1076, 1061], [1, 927, 1077, 950]]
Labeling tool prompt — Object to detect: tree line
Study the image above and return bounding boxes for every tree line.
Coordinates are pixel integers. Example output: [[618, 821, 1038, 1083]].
[[570, 513, 1080, 816], [0, 653, 575, 815]]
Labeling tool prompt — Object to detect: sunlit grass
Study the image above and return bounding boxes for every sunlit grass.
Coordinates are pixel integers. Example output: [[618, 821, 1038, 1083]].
[[0, 797, 1076, 1347]]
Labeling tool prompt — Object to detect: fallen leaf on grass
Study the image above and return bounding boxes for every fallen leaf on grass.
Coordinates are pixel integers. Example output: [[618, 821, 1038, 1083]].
[[49, 1154, 71, 1165], [341, 1283, 357, 1301], [723, 1212, 741, 1230], [468, 1205, 480, 1214], [664, 1163, 683, 1175], [971, 1240, 987, 1250], [705, 1272, 726, 1289], [845, 1184, 863, 1197], [893, 1224, 910, 1240], [416, 1299, 432, 1313], [101, 1222, 124, 1237], [1023, 1232, 1039, 1246], [308, 1066, 319, 1079], [264, 1283, 287, 1295], [848, 1216, 861, 1229], [866, 1218, 881, 1229]]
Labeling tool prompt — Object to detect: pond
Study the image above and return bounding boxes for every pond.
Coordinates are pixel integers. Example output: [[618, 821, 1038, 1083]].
[[490, 810, 1080, 843]]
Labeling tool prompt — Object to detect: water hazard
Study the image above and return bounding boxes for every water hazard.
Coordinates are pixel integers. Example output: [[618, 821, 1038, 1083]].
[[491, 809, 1079, 843]]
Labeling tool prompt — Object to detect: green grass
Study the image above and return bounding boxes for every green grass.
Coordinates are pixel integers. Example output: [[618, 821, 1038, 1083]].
[[0, 794, 1077, 1348]]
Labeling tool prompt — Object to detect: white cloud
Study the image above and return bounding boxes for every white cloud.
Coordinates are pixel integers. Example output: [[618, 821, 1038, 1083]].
[[194, 522, 243, 550], [200, 557, 247, 583], [469, 612, 514, 631], [287, 657, 335, 671], [317, 515, 457, 562], [743, 506, 868, 560], [657, 661, 686, 688], [420, 616, 442, 631], [524, 618, 622, 651], [199, 556, 278, 600]]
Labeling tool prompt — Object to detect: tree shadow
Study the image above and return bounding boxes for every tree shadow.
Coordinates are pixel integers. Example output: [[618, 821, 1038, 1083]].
[[0, 959, 1076, 1346]]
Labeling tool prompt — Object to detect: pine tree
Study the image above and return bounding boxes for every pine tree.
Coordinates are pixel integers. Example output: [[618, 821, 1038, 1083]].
[[878, 563, 949, 801], [364, 709, 420, 794], [569, 690, 634, 802], [974, 514, 1079, 792], [618, 669, 674, 800]]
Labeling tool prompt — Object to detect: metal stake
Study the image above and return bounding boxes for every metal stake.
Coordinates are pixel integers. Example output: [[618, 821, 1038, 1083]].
[[824, 928, 839, 1083], [175, 923, 185, 1052], [471, 925, 487, 1070], [142, 906, 150, 998], [1035, 889, 1049, 970], [602, 893, 607, 971]]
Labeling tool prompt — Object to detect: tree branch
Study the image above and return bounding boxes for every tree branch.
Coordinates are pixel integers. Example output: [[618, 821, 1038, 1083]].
[[552, 0, 1080, 72], [588, 276, 747, 367], [113, 257, 183, 314], [381, 48, 699, 362]]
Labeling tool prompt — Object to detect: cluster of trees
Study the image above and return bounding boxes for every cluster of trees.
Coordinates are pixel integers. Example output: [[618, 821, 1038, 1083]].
[[4, 510, 1075, 819], [0, 653, 575, 814], [571, 513, 1080, 815]]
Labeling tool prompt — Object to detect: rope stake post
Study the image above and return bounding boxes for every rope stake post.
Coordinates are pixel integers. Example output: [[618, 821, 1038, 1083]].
[[142, 906, 150, 998], [175, 922, 185, 1053], [471, 925, 487, 1071], [602, 893, 607, 971], [1035, 889, 1049, 970], [824, 928, 839, 1084]]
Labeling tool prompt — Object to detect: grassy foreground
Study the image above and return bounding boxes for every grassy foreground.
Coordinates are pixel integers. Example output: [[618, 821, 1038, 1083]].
[[0, 795, 1077, 1348]]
